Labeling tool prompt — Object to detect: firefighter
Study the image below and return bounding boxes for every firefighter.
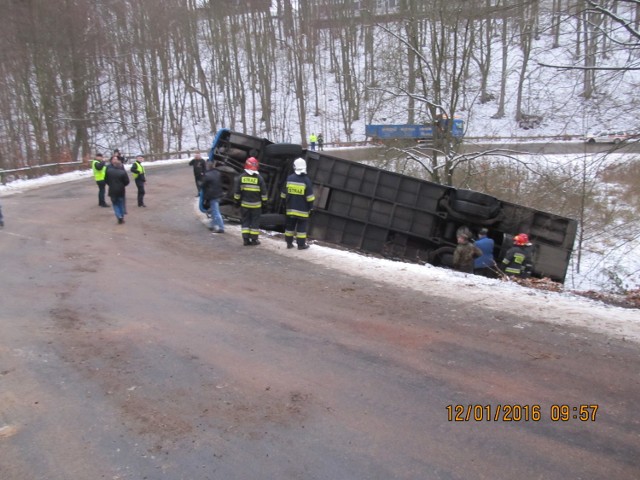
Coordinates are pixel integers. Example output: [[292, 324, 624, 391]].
[[501, 233, 534, 278], [233, 157, 267, 246], [281, 158, 315, 250]]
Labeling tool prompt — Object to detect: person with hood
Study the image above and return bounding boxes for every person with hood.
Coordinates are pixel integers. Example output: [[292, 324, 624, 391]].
[[105, 158, 130, 224], [453, 227, 482, 273], [501, 233, 534, 278], [281, 158, 315, 250], [130, 154, 147, 207], [473, 228, 497, 278], [233, 157, 267, 246], [202, 161, 225, 233]]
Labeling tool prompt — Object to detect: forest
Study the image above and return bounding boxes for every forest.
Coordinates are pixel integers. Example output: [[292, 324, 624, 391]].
[[1, 0, 638, 170]]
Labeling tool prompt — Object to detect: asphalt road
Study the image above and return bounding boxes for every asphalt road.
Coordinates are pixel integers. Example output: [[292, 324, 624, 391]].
[[1, 163, 639, 480]]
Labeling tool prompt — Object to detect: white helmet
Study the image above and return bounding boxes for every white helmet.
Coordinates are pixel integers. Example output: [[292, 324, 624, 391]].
[[293, 157, 307, 174]]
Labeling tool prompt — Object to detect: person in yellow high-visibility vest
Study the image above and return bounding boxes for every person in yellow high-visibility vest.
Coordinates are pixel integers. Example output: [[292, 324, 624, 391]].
[[309, 133, 318, 151], [130, 155, 147, 207], [90, 153, 109, 207]]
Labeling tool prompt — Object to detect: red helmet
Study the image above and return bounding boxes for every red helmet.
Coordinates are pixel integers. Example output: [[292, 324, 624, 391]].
[[513, 233, 529, 246], [244, 157, 259, 171]]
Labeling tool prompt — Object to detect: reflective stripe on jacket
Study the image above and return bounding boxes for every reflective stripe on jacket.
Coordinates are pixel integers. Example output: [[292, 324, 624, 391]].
[[233, 172, 267, 209], [501, 246, 532, 276], [281, 173, 315, 218]]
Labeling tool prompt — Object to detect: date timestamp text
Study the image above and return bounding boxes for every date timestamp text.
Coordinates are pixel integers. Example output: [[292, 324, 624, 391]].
[[446, 404, 599, 422]]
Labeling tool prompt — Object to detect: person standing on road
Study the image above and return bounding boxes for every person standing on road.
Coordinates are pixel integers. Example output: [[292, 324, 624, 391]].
[[233, 157, 267, 246], [202, 162, 225, 234], [113, 148, 127, 164], [317, 133, 324, 151], [473, 228, 497, 278], [110, 155, 128, 215], [281, 158, 315, 250], [500, 233, 534, 278], [130, 155, 147, 207], [188, 151, 207, 197], [90, 153, 109, 208], [453, 229, 482, 273], [105, 159, 130, 224], [309, 133, 318, 151]]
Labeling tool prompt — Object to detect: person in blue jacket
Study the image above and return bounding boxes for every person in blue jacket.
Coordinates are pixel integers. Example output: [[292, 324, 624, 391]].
[[473, 228, 498, 278]]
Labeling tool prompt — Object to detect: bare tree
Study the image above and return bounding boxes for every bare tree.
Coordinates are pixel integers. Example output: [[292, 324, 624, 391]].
[[492, 3, 510, 119], [514, 1, 537, 124], [373, 0, 476, 185]]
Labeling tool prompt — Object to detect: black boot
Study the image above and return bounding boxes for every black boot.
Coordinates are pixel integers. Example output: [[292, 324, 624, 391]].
[[286, 238, 294, 249]]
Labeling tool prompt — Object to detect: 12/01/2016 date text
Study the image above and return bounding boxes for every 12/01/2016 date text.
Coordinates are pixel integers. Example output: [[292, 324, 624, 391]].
[[446, 404, 599, 422]]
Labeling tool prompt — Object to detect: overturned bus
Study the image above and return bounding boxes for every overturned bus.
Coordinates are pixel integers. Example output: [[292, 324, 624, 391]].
[[204, 129, 577, 283]]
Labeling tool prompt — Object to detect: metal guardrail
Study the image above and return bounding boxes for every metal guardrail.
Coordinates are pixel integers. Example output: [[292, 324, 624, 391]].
[[0, 161, 86, 185], [0, 137, 588, 186], [0, 150, 199, 185]]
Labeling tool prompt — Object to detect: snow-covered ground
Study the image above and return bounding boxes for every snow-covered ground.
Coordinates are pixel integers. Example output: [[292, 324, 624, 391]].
[[2, 158, 638, 344]]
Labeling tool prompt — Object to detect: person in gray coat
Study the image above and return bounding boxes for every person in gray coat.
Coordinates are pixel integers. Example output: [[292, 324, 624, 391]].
[[105, 159, 130, 224], [202, 162, 225, 233]]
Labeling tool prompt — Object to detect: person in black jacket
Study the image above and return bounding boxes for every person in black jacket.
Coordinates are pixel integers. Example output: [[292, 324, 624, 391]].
[[113, 148, 127, 164], [281, 158, 315, 250], [188, 151, 207, 196], [105, 159, 130, 224], [202, 162, 225, 233]]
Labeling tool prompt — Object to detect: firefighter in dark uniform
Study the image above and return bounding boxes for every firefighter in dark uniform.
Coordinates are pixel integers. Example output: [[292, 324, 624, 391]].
[[281, 158, 315, 250], [501, 233, 534, 278], [233, 157, 267, 246]]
